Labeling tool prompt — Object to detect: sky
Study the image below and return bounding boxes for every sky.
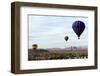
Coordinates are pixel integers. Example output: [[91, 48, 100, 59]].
[[28, 15, 88, 49]]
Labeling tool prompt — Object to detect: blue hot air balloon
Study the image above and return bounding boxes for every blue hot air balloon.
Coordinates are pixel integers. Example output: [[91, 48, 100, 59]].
[[64, 36, 69, 42], [72, 21, 85, 39]]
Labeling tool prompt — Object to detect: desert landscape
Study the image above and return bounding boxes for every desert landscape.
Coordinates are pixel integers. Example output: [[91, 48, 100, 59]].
[[28, 47, 88, 61]]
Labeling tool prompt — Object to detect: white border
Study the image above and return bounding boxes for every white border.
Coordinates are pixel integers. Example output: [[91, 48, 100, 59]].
[[20, 7, 95, 70]]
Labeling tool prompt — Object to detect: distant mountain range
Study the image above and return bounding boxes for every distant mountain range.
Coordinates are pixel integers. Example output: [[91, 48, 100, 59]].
[[28, 46, 87, 54]]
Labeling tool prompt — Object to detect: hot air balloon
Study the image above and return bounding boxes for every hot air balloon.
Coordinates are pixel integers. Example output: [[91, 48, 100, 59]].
[[32, 44, 38, 50], [64, 36, 69, 42], [72, 21, 85, 39]]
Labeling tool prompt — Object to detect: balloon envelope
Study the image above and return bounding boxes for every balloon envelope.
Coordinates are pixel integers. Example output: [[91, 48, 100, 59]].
[[65, 36, 69, 41], [72, 21, 85, 39]]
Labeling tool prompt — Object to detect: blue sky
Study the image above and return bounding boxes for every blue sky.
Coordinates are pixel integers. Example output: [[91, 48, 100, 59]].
[[28, 15, 88, 49]]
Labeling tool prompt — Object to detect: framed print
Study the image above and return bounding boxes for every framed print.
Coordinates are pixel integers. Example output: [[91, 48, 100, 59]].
[[11, 2, 98, 74]]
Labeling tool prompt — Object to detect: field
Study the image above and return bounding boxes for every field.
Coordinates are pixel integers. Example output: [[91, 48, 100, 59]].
[[28, 47, 88, 61]]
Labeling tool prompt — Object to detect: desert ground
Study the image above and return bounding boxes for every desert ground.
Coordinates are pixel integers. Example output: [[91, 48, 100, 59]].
[[28, 47, 88, 61]]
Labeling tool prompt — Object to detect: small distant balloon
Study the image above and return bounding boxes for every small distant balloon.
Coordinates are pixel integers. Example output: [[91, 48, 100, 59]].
[[72, 21, 85, 39], [64, 36, 69, 42], [32, 44, 38, 50]]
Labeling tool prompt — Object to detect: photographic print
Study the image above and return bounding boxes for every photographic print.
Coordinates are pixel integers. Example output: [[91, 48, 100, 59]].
[[28, 15, 88, 61], [11, 2, 97, 74]]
